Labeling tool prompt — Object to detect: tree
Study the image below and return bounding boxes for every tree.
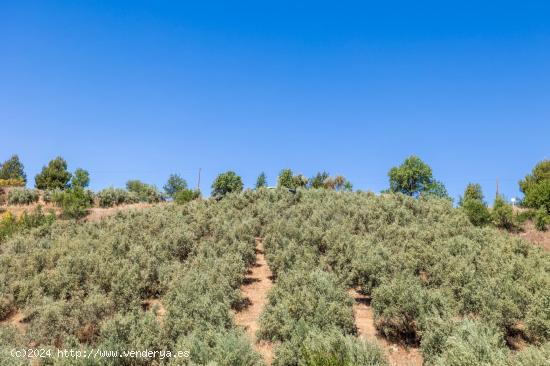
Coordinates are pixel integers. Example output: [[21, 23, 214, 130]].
[[164, 174, 188, 198], [309, 171, 330, 189], [459, 183, 490, 226], [278, 169, 294, 189], [211, 171, 243, 196], [520, 160, 550, 213], [126, 180, 163, 203], [35, 157, 72, 190], [0, 155, 26, 183], [292, 174, 308, 188], [492, 195, 515, 230], [459, 183, 484, 205], [388, 156, 447, 198], [71, 168, 90, 188], [255, 172, 267, 189], [55, 187, 92, 219]]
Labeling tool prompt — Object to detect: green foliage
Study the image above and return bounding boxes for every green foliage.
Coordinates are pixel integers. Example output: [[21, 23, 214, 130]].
[[71, 168, 90, 188], [460, 183, 484, 204], [96, 187, 139, 207], [211, 171, 244, 196], [520, 160, 550, 213], [511, 342, 550, 366], [35, 156, 72, 190], [256, 172, 267, 189], [278, 169, 295, 189], [0, 155, 26, 183], [7, 188, 39, 205], [258, 268, 355, 343], [535, 208, 549, 231], [461, 198, 491, 226], [492, 195, 515, 230], [54, 187, 93, 219], [274, 326, 387, 366], [309, 171, 330, 189], [164, 174, 188, 198], [0, 206, 55, 244], [126, 180, 164, 203], [421, 319, 508, 366], [460, 184, 490, 226], [388, 156, 434, 196], [174, 189, 201, 204]]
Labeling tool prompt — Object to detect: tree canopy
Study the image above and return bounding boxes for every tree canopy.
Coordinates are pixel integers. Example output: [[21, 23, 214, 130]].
[[388, 156, 448, 198], [211, 171, 243, 196], [0, 154, 26, 183], [34, 157, 72, 190]]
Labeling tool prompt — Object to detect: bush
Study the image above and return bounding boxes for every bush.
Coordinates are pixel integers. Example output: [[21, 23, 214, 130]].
[[421, 319, 508, 366], [126, 180, 164, 203], [34, 156, 72, 190], [71, 168, 90, 188], [96, 187, 139, 207], [54, 187, 93, 219], [211, 171, 243, 196], [174, 189, 200, 204], [535, 208, 549, 231], [511, 342, 550, 366], [492, 195, 515, 230], [274, 326, 388, 366], [462, 199, 491, 226], [278, 169, 295, 189], [258, 268, 355, 343], [7, 188, 39, 205], [43, 188, 63, 204]]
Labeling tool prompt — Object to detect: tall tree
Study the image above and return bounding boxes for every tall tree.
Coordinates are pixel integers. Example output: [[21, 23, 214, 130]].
[[164, 174, 188, 198], [35, 157, 72, 190], [211, 171, 243, 196], [520, 160, 550, 213], [277, 169, 294, 189], [388, 156, 448, 198], [255, 172, 267, 189], [309, 171, 330, 189], [71, 168, 90, 188], [0, 154, 26, 183]]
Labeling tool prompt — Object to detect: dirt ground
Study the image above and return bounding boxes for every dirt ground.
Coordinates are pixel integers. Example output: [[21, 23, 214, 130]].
[[349, 289, 423, 366], [233, 238, 275, 365], [517, 221, 550, 251]]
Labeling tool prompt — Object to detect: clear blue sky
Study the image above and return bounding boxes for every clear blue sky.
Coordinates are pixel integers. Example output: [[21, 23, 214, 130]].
[[2, 1, 549, 200]]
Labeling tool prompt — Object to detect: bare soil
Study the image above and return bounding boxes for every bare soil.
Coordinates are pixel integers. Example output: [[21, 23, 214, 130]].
[[233, 238, 275, 365], [517, 221, 550, 251], [0, 310, 28, 333], [349, 289, 423, 366]]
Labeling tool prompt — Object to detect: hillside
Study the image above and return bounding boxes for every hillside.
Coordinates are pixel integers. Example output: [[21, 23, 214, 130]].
[[1, 189, 550, 365]]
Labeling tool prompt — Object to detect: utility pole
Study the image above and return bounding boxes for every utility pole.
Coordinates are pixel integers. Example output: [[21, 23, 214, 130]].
[[197, 168, 201, 191], [496, 177, 499, 198]]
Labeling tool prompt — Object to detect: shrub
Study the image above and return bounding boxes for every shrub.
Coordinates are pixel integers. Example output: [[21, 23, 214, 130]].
[[96, 187, 139, 207], [461, 199, 491, 226], [54, 187, 93, 219], [35, 156, 72, 190], [274, 326, 388, 366], [164, 174, 188, 198], [0, 155, 26, 183], [126, 180, 164, 203], [211, 171, 243, 196], [511, 342, 550, 366], [309, 171, 330, 189], [43, 188, 63, 204], [174, 189, 200, 204], [7, 188, 39, 205], [421, 319, 508, 366], [492, 195, 515, 230], [535, 208, 549, 231], [258, 268, 355, 343], [459, 183, 484, 204]]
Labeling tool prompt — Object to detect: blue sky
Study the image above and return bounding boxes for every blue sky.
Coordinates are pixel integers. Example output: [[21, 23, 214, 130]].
[[1, 1, 549, 200]]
